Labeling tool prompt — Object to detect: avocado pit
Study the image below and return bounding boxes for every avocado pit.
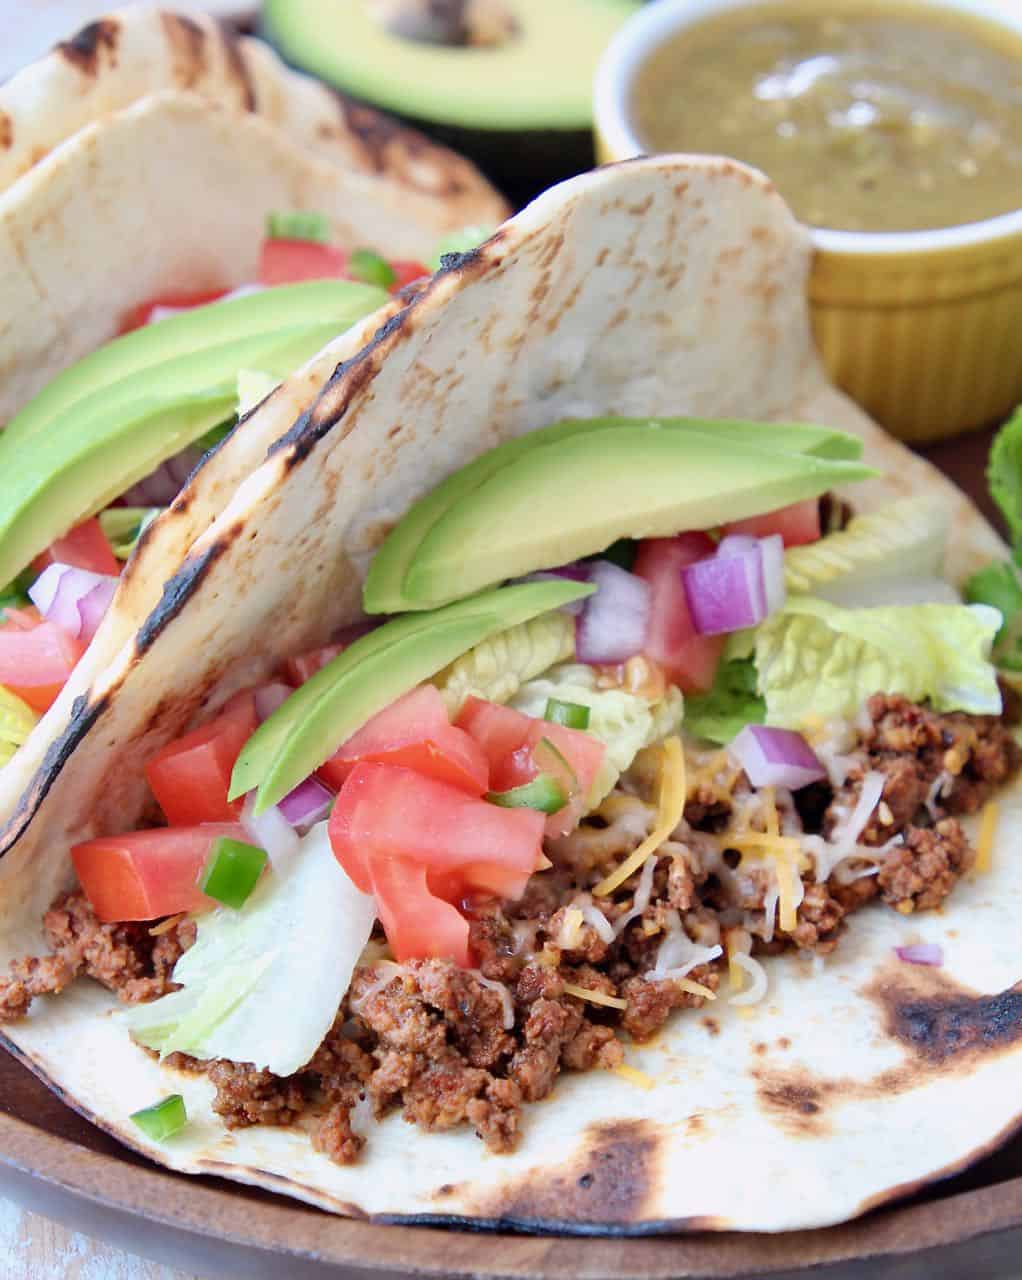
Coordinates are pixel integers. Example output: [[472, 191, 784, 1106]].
[[366, 0, 518, 48]]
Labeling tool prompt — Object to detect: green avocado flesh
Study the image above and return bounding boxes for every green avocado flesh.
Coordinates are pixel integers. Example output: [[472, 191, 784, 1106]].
[[4, 282, 386, 447], [400, 425, 875, 609], [262, 0, 640, 131], [363, 417, 867, 613], [232, 578, 594, 813], [0, 283, 388, 584]]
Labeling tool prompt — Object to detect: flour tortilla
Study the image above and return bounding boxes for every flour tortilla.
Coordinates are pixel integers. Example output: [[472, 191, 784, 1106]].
[[0, 5, 505, 814], [0, 155, 1017, 1233]]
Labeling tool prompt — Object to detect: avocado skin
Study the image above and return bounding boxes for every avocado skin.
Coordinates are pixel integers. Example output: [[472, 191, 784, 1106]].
[[234, 577, 595, 811]]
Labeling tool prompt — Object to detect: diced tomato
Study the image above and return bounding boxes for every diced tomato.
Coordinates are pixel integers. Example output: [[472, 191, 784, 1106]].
[[145, 694, 258, 826], [369, 856, 471, 965], [281, 643, 344, 686], [34, 518, 119, 577], [319, 686, 488, 795], [389, 260, 430, 293], [722, 499, 821, 548], [455, 697, 604, 837], [71, 823, 245, 922], [259, 239, 349, 286], [633, 534, 725, 694], [119, 290, 227, 334], [328, 762, 544, 894], [0, 612, 83, 712]]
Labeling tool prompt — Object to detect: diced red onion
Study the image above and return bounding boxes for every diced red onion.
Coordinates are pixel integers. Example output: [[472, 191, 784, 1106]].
[[29, 564, 118, 643], [253, 682, 293, 722], [683, 545, 766, 635], [278, 776, 334, 831], [241, 794, 299, 865], [119, 447, 205, 507], [145, 284, 264, 326], [759, 534, 787, 614], [716, 534, 760, 559], [894, 942, 944, 967], [575, 560, 650, 663], [729, 724, 827, 791], [332, 620, 380, 647], [522, 564, 591, 615]]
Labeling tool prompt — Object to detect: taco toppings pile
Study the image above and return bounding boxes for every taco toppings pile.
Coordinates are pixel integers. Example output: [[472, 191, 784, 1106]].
[[3, 404, 1019, 1161]]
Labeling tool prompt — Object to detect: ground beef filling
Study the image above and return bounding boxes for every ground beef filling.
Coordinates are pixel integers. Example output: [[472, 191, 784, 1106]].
[[1, 693, 1017, 1161]]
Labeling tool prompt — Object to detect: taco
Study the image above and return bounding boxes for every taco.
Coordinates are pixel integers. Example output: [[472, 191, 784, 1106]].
[[0, 7, 505, 784], [1, 154, 1021, 1234]]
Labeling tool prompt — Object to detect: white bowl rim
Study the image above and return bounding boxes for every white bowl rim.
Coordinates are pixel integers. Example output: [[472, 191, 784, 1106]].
[[593, 0, 1022, 257]]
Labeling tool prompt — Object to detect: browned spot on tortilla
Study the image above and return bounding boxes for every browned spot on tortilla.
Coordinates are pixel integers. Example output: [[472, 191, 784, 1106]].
[[702, 1017, 720, 1037], [432, 1182, 460, 1200], [219, 24, 257, 111], [473, 1119, 661, 1225], [0, 112, 11, 149], [58, 18, 119, 73], [753, 966, 1022, 1139], [777, 1036, 791, 1051], [627, 194, 654, 217], [868, 968, 1022, 1070], [755, 1072, 830, 1138], [752, 1042, 768, 1057], [159, 12, 207, 90], [685, 1113, 704, 1137]]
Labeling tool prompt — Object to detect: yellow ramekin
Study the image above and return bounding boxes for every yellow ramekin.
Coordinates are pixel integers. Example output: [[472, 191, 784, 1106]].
[[593, 0, 1022, 444]]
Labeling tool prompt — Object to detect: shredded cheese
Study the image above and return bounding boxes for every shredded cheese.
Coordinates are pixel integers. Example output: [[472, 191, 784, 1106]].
[[556, 907, 585, 950], [674, 977, 717, 1000], [563, 982, 628, 1010], [614, 1063, 655, 1090], [149, 913, 186, 938], [729, 952, 769, 1007], [728, 950, 745, 994], [594, 736, 686, 897], [975, 801, 999, 874]]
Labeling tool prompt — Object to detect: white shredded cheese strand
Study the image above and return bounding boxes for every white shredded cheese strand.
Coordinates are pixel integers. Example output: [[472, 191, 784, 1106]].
[[728, 952, 768, 1007], [646, 909, 723, 980], [805, 770, 885, 883], [349, 961, 403, 1014], [474, 972, 515, 1030], [578, 898, 616, 944], [612, 855, 659, 938], [925, 770, 953, 822]]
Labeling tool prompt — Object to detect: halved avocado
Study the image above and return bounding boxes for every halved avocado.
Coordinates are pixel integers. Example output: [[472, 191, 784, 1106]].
[[262, 0, 641, 199]]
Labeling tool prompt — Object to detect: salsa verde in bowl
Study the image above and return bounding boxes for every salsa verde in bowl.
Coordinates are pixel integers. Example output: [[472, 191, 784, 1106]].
[[593, 0, 1022, 442]]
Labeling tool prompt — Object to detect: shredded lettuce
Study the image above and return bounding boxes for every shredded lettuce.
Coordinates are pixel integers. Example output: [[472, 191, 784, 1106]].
[[784, 496, 950, 603], [237, 368, 280, 417], [99, 508, 160, 561], [754, 598, 1002, 728], [684, 658, 765, 745], [435, 612, 575, 714], [0, 685, 37, 767], [512, 663, 683, 802], [126, 825, 375, 1076]]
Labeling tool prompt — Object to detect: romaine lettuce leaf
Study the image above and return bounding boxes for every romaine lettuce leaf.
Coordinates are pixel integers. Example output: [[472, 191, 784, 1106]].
[[126, 824, 375, 1076], [512, 663, 683, 802], [754, 598, 1001, 727], [684, 658, 765, 744], [783, 496, 950, 601], [965, 560, 1022, 671], [435, 612, 575, 714]]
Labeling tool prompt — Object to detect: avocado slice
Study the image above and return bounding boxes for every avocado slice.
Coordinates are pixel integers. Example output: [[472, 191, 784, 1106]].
[[3, 281, 388, 447], [0, 302, 387, 584], [232, 577, 595, 812], [400, 425, 877, 609], [262, 0, 640, 198], [363, 416, 864, 613]]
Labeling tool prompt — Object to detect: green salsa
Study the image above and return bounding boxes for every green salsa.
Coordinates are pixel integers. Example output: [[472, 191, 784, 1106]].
[[629, 1, 1022, 233]]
